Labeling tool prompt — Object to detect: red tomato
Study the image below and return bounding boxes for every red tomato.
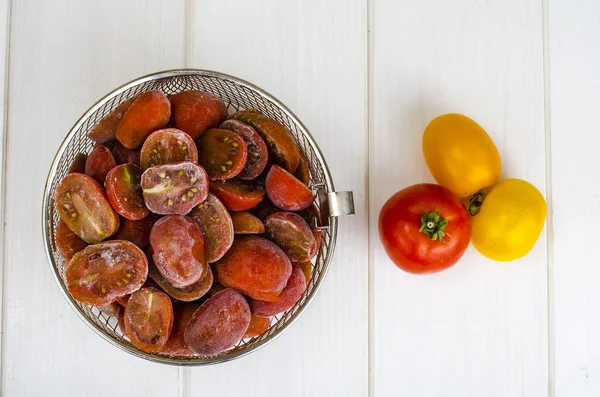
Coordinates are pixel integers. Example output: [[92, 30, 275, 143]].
[[378, 183, 471, 274]]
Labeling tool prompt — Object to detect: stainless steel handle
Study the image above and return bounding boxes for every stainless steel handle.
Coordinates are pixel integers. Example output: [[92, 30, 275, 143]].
[[327, 191, 355, 217]]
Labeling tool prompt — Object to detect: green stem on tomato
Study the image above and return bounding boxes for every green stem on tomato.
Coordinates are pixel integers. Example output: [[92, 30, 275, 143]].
[[419, 211, 449, 242], [468, 190, 486, 216]]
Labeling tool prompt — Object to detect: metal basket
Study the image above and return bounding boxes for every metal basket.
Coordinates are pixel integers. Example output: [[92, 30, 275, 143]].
[[42, 69, 355, 365]]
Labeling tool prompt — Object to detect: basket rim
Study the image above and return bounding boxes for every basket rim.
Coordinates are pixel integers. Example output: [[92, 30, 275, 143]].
[[41, 68, 338, 366]]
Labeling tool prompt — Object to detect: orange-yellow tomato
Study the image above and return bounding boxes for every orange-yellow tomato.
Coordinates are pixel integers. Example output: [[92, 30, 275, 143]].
[[423, 114, 501, 197]]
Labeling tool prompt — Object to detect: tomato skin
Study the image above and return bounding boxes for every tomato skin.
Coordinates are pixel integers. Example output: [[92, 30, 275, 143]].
[[471, 178, 546, 261], [423, 113, 501, 198], [378, 184, 471, 274]]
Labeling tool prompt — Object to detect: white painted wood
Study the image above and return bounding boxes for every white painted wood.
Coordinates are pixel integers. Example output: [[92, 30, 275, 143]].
[[0, 0, 10, 384], [184, 1, 369, 396], [2, 1, 184, 395], [369, 1, 548, 396], [548, 0, 600, 395]]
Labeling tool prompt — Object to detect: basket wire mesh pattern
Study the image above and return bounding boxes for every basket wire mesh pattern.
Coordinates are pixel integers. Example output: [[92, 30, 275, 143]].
[[42, 70, 341, 365]]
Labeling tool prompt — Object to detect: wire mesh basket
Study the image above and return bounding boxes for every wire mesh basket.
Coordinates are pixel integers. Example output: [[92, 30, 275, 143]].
[[41, 69, 354, 365]]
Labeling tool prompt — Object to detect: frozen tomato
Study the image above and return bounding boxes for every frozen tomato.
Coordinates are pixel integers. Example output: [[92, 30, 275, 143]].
[[116, 294, 130, 308], [188, 193, 234, 263], [248, 264, 306, 316], [66, 240, 148, 306], [88, 96, 136, 143], [197, 129, 248, 180], [184, 288, 250, 356], [230, 211, 265, 234], [111, 141, 141, 166], [169, 90, 227, 140], [124, 287, 173, 353], [98, 301, 121, 317], [265, 165, 315, 211], [244, 314, 270, 338], [141, 162, 209, 215], [68, 153, 88, 174], [220, 119, 269, 180], [56, 219, 88, 261], [230, 111, 299, 173], [297, 261, 312, 283], [209, 179, 265, 211], [149, 215, 207, 288], [212, 236, 292, 301], [112, 215, 155, 249], [54, 173, 119, 243], [161, 302, 199, 357], [85, 146, 117, 185], [148, 256, 213, 302], [105, 163, 148, 220], [265, 212, 317, 262], [116, 90, 171, 149], [140, 128, 198, 170], [294, 152, 311, 186]]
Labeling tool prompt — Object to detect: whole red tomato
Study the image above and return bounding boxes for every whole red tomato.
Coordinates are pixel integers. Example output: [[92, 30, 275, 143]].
[[378, 183, 471, 274]]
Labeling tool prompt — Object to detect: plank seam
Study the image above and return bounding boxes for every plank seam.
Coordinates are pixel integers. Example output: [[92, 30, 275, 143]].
[[184, 0, 194, 67], [366, 0, 374, 395], [0, 0, 13, 394], [541, 0, 555, 395]]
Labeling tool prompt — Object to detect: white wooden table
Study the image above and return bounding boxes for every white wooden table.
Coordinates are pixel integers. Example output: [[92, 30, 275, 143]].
[[0, 0, 598, 396]]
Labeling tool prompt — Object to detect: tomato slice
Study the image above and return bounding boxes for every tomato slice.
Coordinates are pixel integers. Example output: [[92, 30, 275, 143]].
[[293, 152, 311, 186], [66, 240, 148, 306], [230, 211, 265, 234], [219, 119, 269, 180], [68, 153, 88, 174], [230, 111, 299, 173], [243, 314, 271, 339], [54, 173, 119, 243], [212, 236, 291, 301], [265, 165, 315, 211], [264, 212, 317, 262], [111, 141, 141, 166], [140, 128, 198, 170], [209, 179, 265, 211], [88, 96, 136, 143], [148, 256, 213, 302], [112, 215, 156, 249], [106, 163, 148, 220], [56, 219, 88, 261], [116, 90, 171, 149], [85, 146, 117, 185], [184, 288, 250, 356], [197, 129, 248, 180], [169, 90, 227, 140], [141, 162, 209, 215], [161, 302, 199, 357], [124, 287, 173, 353], [149, 215, 207, 288], [248, 264, 307, 316], [188, 193, 234, 263]]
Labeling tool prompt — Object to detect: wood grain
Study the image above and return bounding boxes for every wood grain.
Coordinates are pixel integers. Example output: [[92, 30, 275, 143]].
[[1, 1, 184, 395], [548, 0, 600, 395], [369, 0, 548, 396], [183, 0, 369, 396]]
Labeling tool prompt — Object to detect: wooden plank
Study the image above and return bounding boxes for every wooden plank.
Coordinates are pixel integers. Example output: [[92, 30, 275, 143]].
[[548, 0, 600, 395], [369, 0, 548, 396], [185, 1, 369, 396], [2, 1, 184, 395]]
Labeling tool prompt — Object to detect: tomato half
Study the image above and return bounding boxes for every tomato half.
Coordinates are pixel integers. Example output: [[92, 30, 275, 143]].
[[378, 183, 471, 274], [471, 178, 546, 261], [423, 113, 501, 197]]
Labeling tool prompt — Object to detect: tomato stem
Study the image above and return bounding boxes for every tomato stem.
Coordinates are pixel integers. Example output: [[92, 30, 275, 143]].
[[468, 190, 486, 216], [419, 211, 449, 241]]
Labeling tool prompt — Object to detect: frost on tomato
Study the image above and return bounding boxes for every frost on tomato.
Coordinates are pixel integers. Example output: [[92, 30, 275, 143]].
[[212, 236, 292, 301], [149, 215, 207, 288], [197, 129, 248, 180], [184, 288, 250, 356], [85, 146, 117, 185], [140, 128, 198, 170], [188, 193, 233, 263], [141, 161, 209, 215], [106, 163, 148, 220], [56, 219, 88, 261], [219, 119, 269, 180], [169, 90, 227, 140], [148, 255, 213, 302], [116, 90, 171, 149], [54, 173, 119, 243], [264, 212, 317, 262], [209, 179, 265, 211], [111, 141, 141, 166], [265, 165, 315, 211], [124, 287, 173, 353], [66, 240, 148, 306], [88, 96, 136, 143], [248, 264, 306, 316]]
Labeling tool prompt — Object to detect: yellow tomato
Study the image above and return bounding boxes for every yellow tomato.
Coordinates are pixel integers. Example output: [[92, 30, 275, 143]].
[[471, 178, 546, 261], [423, 113, 502, 197]]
